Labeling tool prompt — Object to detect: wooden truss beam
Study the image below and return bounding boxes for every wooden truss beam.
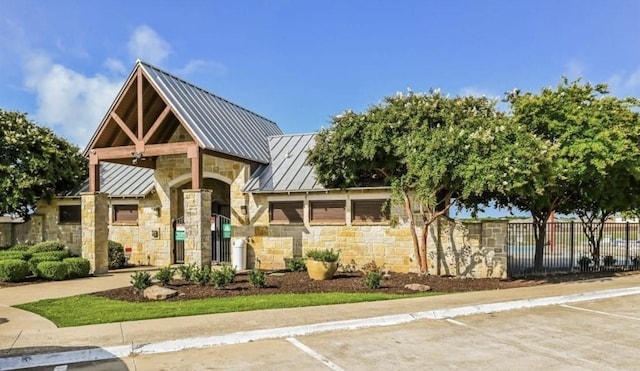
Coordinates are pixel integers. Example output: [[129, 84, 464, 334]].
[[92, 142, 198, 160]]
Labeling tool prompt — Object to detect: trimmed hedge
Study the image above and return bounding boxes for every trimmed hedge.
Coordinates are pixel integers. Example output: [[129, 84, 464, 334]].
[[37, 261, 68, 280], [0, 259, 30, 282], [64, 257, 91, 278], [28, 251, 69, 276], [0, 250, 31, 261], [108, 241, 127, 269], [9, 243, 32, 252], [28, 241, 66, 254]]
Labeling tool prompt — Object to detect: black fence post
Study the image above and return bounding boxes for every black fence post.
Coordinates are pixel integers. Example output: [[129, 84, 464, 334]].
[[626, 222, 630, 270], [570, 221, 575, 271]]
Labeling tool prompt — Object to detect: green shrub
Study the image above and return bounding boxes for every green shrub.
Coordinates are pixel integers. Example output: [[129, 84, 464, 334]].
[[29, 251, 69, 276], [0, 250, 31, 261], [9, 243, 32, 252], [37, 261, 68, 281], [211, 264, 236, 289], [130, 271, 152, 294], [28, 241, 65, 254], [305, 249, 340, 262], [193, 265, 212, 286], [364, 271, 383, 289], [248, 269, 266, 288], [286, 257, 306, 272], [177, 263, 197, 281], [63, 257, 91, 278], [154, 266, 174, 286], [108, 241, 127, 269], [0, 259, 29, 282]]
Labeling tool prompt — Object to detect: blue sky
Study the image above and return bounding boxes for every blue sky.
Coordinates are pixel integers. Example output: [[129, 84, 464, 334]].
[[0, 1, 639, 217], [1, 1, 639, 147]]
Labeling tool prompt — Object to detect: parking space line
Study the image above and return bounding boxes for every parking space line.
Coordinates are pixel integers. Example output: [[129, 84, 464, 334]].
[[53, 366, 68, 371], [445, 319, 467, 327], [560, 304, 640, 321], [286, 337, 344, 371]]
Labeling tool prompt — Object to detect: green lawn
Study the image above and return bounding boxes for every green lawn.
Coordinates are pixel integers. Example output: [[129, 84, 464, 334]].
[[15, 292, 436, 327]]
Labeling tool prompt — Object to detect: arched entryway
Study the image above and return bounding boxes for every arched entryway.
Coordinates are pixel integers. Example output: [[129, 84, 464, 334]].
[[172, 178, 231, 264]]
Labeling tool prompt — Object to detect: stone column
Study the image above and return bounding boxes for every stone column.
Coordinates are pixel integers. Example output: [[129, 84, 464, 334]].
[[81, 192, 109, 274], [183, 189, 212, 267]]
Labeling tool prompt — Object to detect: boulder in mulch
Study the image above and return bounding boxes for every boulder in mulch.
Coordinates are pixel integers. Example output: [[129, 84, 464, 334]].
[[404, 283, 431, 292], [144, 285, 178, 300]]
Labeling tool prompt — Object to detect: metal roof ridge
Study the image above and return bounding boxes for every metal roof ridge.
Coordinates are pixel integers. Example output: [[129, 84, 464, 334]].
[[268, 132, 317, 139], [138, 60, 280, 128]]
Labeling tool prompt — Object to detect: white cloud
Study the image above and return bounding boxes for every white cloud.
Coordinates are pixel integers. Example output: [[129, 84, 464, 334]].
[[127, 25, 171, 65], [606, 67, 640, 96], [178, 59, 227, 76], [565, 59, 587, 80], [23, 51, 123, 147], [104, 58, 126, 75]]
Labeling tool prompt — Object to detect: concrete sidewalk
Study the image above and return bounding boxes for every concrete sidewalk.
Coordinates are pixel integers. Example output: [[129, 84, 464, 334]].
[[1, 272, 639, 364]]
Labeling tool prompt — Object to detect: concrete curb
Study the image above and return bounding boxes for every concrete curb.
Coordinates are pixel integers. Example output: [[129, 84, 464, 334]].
[[3, 286, 640, 370]]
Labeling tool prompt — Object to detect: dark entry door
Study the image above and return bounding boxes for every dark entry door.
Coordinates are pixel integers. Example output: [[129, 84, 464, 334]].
[[173, 216, 185, 264], [211, 213, 231, 263]]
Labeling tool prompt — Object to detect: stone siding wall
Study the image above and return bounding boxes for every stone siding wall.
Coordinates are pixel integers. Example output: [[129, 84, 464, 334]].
[[6, 199, 83, 255], [242, 191, 509, 277]]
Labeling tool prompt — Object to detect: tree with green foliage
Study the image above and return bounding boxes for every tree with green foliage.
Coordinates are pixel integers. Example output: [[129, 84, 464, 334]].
[[503, 79, 640, 270], [0, 110, 87, 219], [307, 91, 538, 273]]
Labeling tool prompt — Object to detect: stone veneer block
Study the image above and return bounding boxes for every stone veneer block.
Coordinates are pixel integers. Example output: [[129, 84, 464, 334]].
[[183, 189, 212, 267], [81, 192, 109, 274]]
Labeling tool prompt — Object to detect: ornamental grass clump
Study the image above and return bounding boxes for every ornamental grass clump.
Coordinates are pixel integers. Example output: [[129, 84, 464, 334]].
[[305, 249, 340, 262], [130, 271, 152, 295], [211, 264, 236, 289], [154, 266, 175, 286], [361, 260, 384, 289], [249, 269, 266, 288]]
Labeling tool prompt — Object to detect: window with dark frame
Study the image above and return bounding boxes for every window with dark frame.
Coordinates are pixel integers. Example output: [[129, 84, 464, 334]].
[[58, 205, 81, 224], [351, 199, 390, 223], [310, 200, 346, 223], [269, 201, 304, 224], [113, 204, 138, 223]]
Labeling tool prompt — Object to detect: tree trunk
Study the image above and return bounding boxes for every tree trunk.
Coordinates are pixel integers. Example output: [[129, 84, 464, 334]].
[[402, 190, 424, 273], [532, 214, 549, 272], [420, 218, 429, 274]]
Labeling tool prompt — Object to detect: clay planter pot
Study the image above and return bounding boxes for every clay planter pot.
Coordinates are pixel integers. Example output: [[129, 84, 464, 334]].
[[306, 260, 338, 280]]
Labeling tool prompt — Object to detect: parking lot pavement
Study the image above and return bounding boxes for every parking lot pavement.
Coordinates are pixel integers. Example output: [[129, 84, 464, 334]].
[[45, 294, 640, 371]]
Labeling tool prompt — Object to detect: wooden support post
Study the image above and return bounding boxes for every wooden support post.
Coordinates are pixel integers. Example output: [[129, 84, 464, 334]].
[[89, 153, 100, 192], [188, 146, 202, 189]]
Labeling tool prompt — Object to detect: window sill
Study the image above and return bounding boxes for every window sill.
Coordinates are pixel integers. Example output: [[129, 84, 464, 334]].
[[309, 222, 347, 226], [351, 222, 391, 226], [112, 222, 138, 226], [57, 222, 81, 225], [269, 222, 305, 226]]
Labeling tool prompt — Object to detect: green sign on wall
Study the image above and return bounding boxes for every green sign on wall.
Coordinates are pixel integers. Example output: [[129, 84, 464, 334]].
[[175, 230, 185, 241], [222, 223, 232, 239]]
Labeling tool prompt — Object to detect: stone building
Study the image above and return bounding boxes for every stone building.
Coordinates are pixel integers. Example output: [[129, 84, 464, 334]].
[[5, 61, 508, 278]]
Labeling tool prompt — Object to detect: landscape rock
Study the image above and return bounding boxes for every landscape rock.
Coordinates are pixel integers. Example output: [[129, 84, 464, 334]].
[[144, 285, 178, 300], [404, 283, 431, 292]]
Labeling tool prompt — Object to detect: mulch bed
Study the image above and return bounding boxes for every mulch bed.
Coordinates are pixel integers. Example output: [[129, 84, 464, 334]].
[[3, 270, 638, 303], [90, 270, 640, 303]]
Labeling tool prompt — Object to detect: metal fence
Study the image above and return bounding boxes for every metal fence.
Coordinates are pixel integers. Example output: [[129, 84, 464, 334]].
[[507, 222, 640, 277]]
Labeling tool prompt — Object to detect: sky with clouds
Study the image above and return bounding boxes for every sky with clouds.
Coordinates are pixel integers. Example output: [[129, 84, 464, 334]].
[[0, 0, 639, 149]]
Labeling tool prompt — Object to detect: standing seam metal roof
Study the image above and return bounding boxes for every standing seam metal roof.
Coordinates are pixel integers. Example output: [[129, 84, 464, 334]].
[[243, 134, 326, 193], [70, 162, 155, 197], [140, 62, 283, 164]]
